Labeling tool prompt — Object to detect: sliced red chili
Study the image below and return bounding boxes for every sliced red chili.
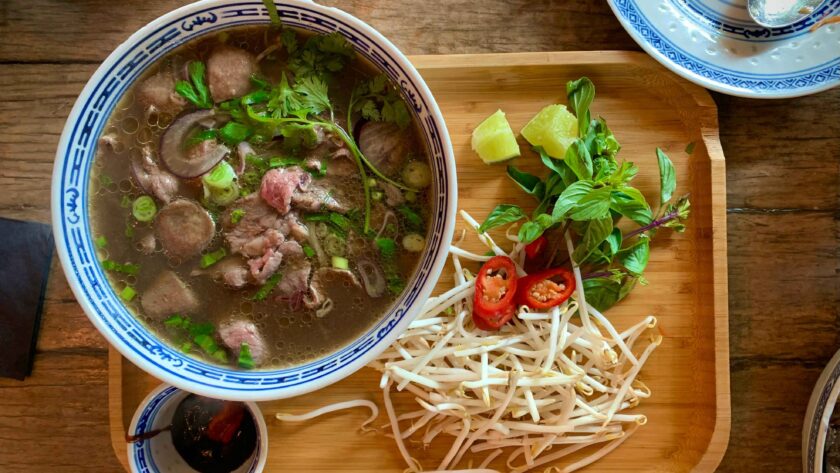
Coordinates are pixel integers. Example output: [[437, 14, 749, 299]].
[[472, 255, 518, 330], [516, 267, 575, 310], [524, 235, 547, 260]]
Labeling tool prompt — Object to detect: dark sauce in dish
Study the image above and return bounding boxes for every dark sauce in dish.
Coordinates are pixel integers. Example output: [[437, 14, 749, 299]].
[[171, 395, 257, 473]]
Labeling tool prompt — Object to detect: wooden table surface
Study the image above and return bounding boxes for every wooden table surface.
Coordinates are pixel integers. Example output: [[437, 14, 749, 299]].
[[0, 1, 837, 471]]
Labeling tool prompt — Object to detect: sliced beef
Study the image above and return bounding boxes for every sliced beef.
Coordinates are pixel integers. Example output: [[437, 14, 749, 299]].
[[136, 72, 186, 115], [291, 182, 347, 213], [140, 270, 199, 319], [155, 200, 215, 260], [206, 45, 257, 102], [276, 260, 311, 298], [260, 168, 311, 215], [223, 194, 311, 284], [131, 146, 179, 203], [358, 122, 409, 176], [247, 247, 284, 285], [192, 257, 251, 289], [218, 320, 267, 366], [382, 182, 404, 207]]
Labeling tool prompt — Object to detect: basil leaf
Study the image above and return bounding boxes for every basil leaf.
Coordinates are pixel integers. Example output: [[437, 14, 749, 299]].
[[479, 204, 527, 233], [572, 217, 612, 262], [583, 117, 620, 159], [538, 147, 577, 187], [583, 247, 612, 266], [570, 186, 612, 221], [552, 180, 594, 220], [566, 77, 595, 136], [593, 157, 617, 182], [618, 237, 650, 275], [610, 187, 653, 225], [611, 161, 638, 184], [507, 166, 545, 201], [583, 276, 621, 312], [619, 276, 638, 301], [563, 140, 593, 181], [605, 227, 622, 256], [518, 220, 545, 245], [656, 148, 676, 205]]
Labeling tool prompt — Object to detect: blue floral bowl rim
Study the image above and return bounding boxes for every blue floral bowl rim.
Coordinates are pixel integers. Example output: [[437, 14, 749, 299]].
[[50, 0, 457, 401]]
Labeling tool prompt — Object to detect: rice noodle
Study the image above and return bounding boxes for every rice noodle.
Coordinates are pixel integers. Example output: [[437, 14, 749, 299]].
[[283, 211, 660, 471]]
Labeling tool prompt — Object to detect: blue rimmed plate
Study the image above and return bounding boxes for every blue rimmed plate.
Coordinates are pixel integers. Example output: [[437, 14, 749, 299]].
[[608, 0, 840, 98]]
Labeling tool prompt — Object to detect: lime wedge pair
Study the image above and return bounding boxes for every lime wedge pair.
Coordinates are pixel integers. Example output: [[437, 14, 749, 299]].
[[471, 105, 577, 163]]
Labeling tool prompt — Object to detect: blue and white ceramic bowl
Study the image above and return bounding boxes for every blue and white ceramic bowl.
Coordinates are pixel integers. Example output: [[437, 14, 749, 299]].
[[128, 384, 269, 473], [51, 0, 456, 400], [608, 0, 840, 98], [804, 347, 840, 473]]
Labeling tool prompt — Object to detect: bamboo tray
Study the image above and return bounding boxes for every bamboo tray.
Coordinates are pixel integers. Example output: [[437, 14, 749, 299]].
[[109, 51, 730, 472]]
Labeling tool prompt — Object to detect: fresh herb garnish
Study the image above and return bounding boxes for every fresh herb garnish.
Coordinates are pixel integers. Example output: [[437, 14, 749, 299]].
[[238, 342, 255, 369], [230, 209, 246, 224], [348, 74, 411, 131], [94, 235, 108, 249], [175, 61, 213, 109], [477, 77, 691, 311], [119, 286, 136, 302]]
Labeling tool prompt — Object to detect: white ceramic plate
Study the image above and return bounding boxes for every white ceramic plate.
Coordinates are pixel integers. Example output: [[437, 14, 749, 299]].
[[608, 0, 840, 98]]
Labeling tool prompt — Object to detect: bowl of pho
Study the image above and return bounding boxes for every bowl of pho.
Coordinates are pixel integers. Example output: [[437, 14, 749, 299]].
[[51, 0, 456, 401]]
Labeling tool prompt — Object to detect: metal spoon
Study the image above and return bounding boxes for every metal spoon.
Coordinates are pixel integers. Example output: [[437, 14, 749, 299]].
[[747, 0, 827, 27]]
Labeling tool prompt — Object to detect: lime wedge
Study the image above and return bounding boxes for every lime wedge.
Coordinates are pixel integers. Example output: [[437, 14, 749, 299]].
[[471, 109, 520, 164], [520, 104, 578, 159]]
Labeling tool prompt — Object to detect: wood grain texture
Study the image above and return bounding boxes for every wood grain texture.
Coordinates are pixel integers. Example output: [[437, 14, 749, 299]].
[[109, 51, 730, 473], [0, 0, 838, 471]]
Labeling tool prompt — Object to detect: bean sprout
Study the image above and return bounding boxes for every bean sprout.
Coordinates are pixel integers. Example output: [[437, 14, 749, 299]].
[[280, 210, 660, 472]]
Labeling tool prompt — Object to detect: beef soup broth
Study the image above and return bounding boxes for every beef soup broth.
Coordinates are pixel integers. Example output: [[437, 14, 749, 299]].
[[89, 26, 433, 369]]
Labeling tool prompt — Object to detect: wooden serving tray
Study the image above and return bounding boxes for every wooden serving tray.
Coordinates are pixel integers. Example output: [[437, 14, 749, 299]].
[[108, 51, 730, 472]]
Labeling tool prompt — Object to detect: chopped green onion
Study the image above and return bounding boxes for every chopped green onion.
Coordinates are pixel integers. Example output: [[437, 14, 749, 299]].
[[398, 205, 423, 230], [251, 273, 282, 301], [231, 209, 246, 224], [125, 221, 135, 238], [179, 341, 193, 353], [387, 275, 405, 295], [371, 190, 383, 201], [99, 174, 114, 187], [405, 191, 417, 203], [188, 322, 215, 338], [120, 195, 132, 208], [218, 121, 252, 146], [200, 247, 227, 269], [375, 238, 397, 259], [101, 259, 140, 275], [206, 182, 240, 206], [164, 314, 188, 329], [212, 350, 229, 363], [120, 286, 136, 302], [329, 212, 351, 231], [203, 161, 236, 191], [366, 178, 377, 188], [303, 213, 331, 223], [332, 256, 349, 270], [238, 343, 255, 369], [303, 245, 316, 258], [194, 334, 217, 353], [269, 156, 302, 168], [94, 235, 108, 249], [132, 196, 157, 222]]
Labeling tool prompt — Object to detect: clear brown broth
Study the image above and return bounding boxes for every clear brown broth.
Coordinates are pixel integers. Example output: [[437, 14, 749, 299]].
[[89, 26, 431, 369]]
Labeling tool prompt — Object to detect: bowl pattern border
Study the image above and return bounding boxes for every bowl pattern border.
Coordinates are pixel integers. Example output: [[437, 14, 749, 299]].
[[53, 1, 454, 398], [608, 0, 840, 97]]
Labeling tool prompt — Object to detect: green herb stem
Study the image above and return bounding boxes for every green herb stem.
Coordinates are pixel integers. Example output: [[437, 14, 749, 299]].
[[623, 209, 679, 240]]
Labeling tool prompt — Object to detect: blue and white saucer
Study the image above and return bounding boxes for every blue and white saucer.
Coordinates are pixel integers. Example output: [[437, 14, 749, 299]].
[[608, 0, 840, 98]]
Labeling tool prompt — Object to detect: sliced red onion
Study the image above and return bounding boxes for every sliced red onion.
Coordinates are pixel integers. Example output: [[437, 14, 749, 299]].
[[357, 258, 386, 298], [159, 110, 229, 178]]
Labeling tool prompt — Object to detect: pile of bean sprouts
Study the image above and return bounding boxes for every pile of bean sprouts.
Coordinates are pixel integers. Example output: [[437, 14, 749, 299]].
[[278, 210, 661, 473]]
